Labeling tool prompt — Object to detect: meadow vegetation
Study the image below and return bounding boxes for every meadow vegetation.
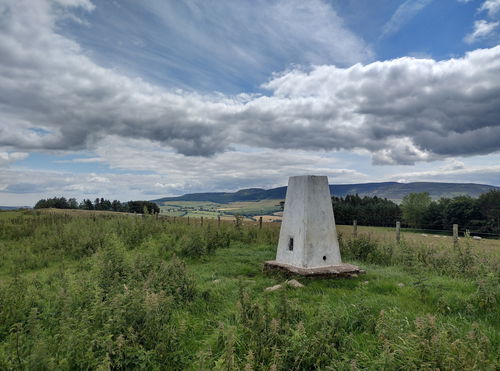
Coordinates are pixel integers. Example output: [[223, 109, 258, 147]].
[[0, 210, 498, 370]]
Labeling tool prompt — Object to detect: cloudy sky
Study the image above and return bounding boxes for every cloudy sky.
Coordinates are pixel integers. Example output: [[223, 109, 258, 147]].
[[1, 0, 500, 206]]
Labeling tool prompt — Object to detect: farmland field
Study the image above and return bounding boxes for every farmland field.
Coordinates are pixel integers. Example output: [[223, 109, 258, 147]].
[[159, 199, 282, 220], [0, 209, 498, 369]]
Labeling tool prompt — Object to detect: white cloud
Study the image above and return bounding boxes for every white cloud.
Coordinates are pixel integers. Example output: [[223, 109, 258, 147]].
[[464, 19, 500, 43], [55, 157, 105, 163], [53, 0, 95, 11], [0, 138, 369, 205], [88, 174, 109, 183], [387, 163, 500, 184], [257, 48, 500, 163], [372, 138, 435, 165], [1, 0, 500, 170], [93, 136, 368, 190], [0, 152, 28, 167], [463, 0, 500, 44], [381, 0, 434, 39], [479, 0, 500, 17], [441, 160, 466, 171], [68, 0, 372, 92]]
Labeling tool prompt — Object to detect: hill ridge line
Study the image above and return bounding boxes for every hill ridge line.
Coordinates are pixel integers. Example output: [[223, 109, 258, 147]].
[[152, 181, 499, 204]]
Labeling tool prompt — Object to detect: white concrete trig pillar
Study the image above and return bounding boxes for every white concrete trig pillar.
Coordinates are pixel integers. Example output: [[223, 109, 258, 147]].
[[276, 175, 341, 268], [265, 176, 362, 276]]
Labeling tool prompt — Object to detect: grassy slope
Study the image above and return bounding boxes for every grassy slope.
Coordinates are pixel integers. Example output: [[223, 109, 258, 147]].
[[0, 210, 498, 369]]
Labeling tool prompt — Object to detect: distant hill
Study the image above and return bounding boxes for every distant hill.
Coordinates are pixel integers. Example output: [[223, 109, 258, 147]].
[[0, 206, 31, 210], [152, 181, 499, 204], [328, 182, 500, 202]]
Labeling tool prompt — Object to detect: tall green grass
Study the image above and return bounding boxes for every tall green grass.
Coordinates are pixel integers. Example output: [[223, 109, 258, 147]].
[[0, 210, 498, 369]]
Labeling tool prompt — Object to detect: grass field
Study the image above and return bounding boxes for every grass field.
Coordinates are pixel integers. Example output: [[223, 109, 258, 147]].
[[0, 209, 498, 369], [336, 224, 500, 258]]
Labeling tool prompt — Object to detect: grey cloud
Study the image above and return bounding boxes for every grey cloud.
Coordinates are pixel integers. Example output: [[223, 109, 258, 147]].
[[414, 126, 500, 156], [1, 0, 500, 165]]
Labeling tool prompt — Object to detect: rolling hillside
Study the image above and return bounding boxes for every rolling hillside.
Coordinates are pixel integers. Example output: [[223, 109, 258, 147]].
[[152, 181, 499, 204]]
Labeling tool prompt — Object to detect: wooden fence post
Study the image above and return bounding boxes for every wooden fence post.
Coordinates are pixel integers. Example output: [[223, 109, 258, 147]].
[[353, 220, 357, 238], [396, 221, 401, 243], [187, 216, 190, 225], [217, 215, 221, 228], [259, 216, 263, 230], [201, 216, 204, 226], [453, 224, 458, 246]]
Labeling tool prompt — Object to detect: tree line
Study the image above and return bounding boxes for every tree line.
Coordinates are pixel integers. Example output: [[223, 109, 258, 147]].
[[331, 190, 500, 234], [400, 190, 500, 233], [332, 194, 401, 227], [34, 197, 160, 214]]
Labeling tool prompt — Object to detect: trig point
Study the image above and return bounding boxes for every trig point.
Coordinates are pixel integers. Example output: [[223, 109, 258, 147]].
[[264, 175, 363, 277]]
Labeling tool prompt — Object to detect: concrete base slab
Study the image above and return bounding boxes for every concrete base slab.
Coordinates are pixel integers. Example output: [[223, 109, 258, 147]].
[[264, 260, 364, 278]]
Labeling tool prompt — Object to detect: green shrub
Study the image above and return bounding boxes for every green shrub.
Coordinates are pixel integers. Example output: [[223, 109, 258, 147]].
[[206, 230, 231, 254], [342, 234, 378, 261], [94, 234, 129, 295], [178, 233, 206, 258]]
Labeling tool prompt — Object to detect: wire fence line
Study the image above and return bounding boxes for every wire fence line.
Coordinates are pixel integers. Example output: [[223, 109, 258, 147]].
[[158, 213, 500, 242], [348, 219, 500, 243], [380, 226, 500, 237]]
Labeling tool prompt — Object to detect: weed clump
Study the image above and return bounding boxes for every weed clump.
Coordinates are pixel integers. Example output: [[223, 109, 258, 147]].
[[375, 310, 495, 370], [341, 234, 393, 264], [473, 273, 499, 311]]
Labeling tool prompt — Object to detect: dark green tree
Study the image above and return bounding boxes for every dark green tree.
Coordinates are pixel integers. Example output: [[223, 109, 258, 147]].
[[68, 198, 78, 209], [332, 194, 401, 226], [401, 192, 431, 228], [422, 201, 443, 229], [81, 199, 94, 210], [443, 196, 481, 228], [127, 201, 159, 214], [477, 190, 500, 232]]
